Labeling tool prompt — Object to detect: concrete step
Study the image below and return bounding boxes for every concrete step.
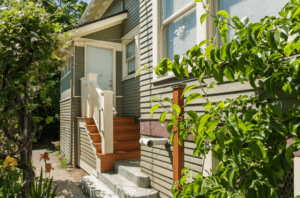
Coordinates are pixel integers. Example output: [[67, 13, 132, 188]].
[[98, 172, 158, 198], [114, 159, 150, 188], [81, 175, 118, 198]]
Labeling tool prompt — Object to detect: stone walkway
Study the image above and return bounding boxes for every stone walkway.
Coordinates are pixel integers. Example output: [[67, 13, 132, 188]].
[[32, 142, 88, 198]]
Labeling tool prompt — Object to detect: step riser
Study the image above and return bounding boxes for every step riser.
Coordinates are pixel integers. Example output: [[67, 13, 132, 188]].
[[114, 134, 140, 142], [92, 135, 101, 143], [89, 126, 98, 133], [114, 126, 140, 133], [96, 143, 140, 153], [86, 119, 95, 125]]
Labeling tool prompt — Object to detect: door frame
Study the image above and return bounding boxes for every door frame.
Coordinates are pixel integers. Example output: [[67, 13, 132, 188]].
[[84, 42, 119, 109]]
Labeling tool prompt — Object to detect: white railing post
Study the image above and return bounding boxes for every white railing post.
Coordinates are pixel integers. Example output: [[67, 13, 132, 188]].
[[80, 77, 87, 117], [100, 91, 114, 154], [86, 73, 98, 118]]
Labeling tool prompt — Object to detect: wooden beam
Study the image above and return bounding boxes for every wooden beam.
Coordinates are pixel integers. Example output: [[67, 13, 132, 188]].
[[172, 83, 186, 185]]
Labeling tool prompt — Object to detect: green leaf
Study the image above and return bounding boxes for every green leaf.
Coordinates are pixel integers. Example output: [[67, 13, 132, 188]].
[[247, 29, 257, 47], [150, 104, 160, 116], [244, 109, 257, 121], [160, 111, 169, 126], [292, 5, 300, 18], [32, 116, 39, 123], [231, 16, 244, 29], [186, 110, 198, 121], [289, 119, 300, 135], [45, 116, 53, 124], [182, 85, 198, 98], [266, 31, 278, 50], [233, 147, 242, 165], [216, 127, 226, 148], [248, 141, 266, 160], [199, 40, 209, 47], [200, 114, 211, 129], [171, 104, 181, 116], [163, 97, 172, 103], [237, 54, 246, 73], [206, 119, 220, 135], [185, 93, 202, 106], [170, 132, 176, 145], [217, 10, 229, 19], [213, 65, 224, 83], [225, 66, 235, 81], [207, 82, 219, 90], [282, 82, 292, 95], [271, 122, 288, 136], [200, 13, 209, 25], [205, 44, 215, 60], [284, 42, 295, 56]]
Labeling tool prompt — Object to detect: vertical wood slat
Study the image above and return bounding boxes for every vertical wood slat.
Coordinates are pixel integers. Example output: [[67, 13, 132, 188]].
[[172, 83, 187, 185]]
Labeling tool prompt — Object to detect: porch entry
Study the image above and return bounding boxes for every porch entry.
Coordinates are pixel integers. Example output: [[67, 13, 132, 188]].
[[86, 45, 113, 91]]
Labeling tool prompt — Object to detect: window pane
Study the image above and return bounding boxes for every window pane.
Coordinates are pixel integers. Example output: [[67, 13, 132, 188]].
[[165, 9, 196, 60], [128, 59, 135, 75], [162, 0, 193, 21], [126, 40, 135, 58], [220, 0, 289, 41]]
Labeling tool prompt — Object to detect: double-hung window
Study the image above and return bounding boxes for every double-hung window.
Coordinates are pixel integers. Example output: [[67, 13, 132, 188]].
[[61, 56, 73, 79], [153, 0, 199, 81], [126, 40, 136, 75], [122, 25, 140, 80]]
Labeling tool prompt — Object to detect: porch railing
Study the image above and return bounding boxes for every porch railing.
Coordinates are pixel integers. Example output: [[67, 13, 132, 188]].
[[80, 73, 116, 154]]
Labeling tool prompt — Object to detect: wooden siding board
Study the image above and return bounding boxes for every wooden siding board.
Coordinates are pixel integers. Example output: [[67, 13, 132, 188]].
[[60, 99, 71, 161], [80, 128, 96, 169]]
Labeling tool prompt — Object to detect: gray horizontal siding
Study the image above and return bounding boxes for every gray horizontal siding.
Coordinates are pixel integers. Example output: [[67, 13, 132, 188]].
[[60, 98, 71, 161], [80, 127, 96, 170], [116, 98, 123, 117], [83, 25, 123, 43], [101, 0, 140, 36], [141, 135, 203, 198], [122, 77, 141, 119], [75, 47, 84, 96]]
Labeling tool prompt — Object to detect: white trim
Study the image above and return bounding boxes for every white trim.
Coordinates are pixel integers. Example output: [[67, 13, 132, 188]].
[[75, 38, 123, 51], [73, 96, 81, 98], [60, 97, 71, 103], [295, 157, 300, 196], [73, 12, 128, 38], [78, 0, 96, 25], [121, 74, 136, 82], [161, 2, 196, 29], [121, 25, 140, 40]]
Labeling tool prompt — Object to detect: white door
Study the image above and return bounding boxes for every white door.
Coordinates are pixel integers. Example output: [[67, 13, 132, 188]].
[[87, 46, 113, 91]]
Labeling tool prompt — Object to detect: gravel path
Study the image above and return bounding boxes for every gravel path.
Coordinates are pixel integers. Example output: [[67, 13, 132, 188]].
[[32, 142, 88, 198]]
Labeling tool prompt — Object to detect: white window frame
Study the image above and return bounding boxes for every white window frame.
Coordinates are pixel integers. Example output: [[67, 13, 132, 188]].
[[122, 25, 140, 81], [152, 0, 209, 82], [61, 54, 72, 80]]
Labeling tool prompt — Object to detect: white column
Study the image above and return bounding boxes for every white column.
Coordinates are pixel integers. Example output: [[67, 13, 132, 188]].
[[80, 77, 87, 117], [203, 150, 213, 177], [86, 73, 98, 118], [295, 157, 300, 196], [100, 91, 114, 154]]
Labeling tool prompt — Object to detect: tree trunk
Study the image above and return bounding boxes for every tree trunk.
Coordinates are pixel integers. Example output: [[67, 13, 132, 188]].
[[20, 143, 35, 198]]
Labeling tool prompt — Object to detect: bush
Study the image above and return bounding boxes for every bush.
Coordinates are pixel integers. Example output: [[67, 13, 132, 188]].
[[0, 162, 23, 197]]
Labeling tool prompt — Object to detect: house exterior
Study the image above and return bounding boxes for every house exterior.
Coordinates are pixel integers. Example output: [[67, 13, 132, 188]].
[[60, 0, 299, 197]]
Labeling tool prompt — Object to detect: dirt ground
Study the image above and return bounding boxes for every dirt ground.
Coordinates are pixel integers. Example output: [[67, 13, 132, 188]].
[[32, 141, 88, 198]]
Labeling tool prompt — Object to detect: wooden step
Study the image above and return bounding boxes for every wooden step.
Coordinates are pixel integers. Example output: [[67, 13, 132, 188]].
[[88, 133, 101, 143], [114, 125, 140, 133], [114, 133, 140, 142], [85, 125, 98, 133], [85, 118, 95, 125], [113, 117, 136, 125], [93, 141, 140, 153]]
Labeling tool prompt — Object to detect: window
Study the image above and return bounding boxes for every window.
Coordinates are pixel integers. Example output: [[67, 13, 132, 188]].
[[218, 0, 289, 42], [153, 0, 198, 81], [161, 0, 197, 60], [122, 25, 140, 80], [126, 40, 136, 75], [61, 55, 73, 79]]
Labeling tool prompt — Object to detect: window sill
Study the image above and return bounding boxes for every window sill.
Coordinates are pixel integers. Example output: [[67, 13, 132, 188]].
[[122, 73, 136, 82]]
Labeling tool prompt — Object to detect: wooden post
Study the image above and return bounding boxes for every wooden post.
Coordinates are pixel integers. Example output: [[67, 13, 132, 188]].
[[172, 83, 186, 184]]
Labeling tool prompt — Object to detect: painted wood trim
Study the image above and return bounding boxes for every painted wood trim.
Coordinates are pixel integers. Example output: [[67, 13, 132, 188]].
[[74, 12, 128, 38], [76, 38, 123, 51], [79, 159, 97, 176]]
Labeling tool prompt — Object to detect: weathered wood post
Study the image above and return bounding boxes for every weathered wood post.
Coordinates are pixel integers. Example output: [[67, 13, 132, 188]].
[[172, 83, 186, 185]]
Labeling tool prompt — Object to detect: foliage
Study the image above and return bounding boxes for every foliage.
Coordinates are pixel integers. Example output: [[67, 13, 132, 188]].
[[26, 168, 58, 198], [0, 0, 68, 195], [0, 159, 23, 197], [59, 157, 68, 168], [147, 0, 300, 197]]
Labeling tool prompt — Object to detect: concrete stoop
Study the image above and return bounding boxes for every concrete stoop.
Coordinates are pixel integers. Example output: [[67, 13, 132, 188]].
[[81, 159, 159, 198]]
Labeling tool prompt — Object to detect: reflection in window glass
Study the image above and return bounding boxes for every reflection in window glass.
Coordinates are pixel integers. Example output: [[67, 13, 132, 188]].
[[162, 0, 193, 21], [220, 0, 289, 41], [128, 59, 135, 75], [165, 9, 197, 60], [126, 40, 135, 59]]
